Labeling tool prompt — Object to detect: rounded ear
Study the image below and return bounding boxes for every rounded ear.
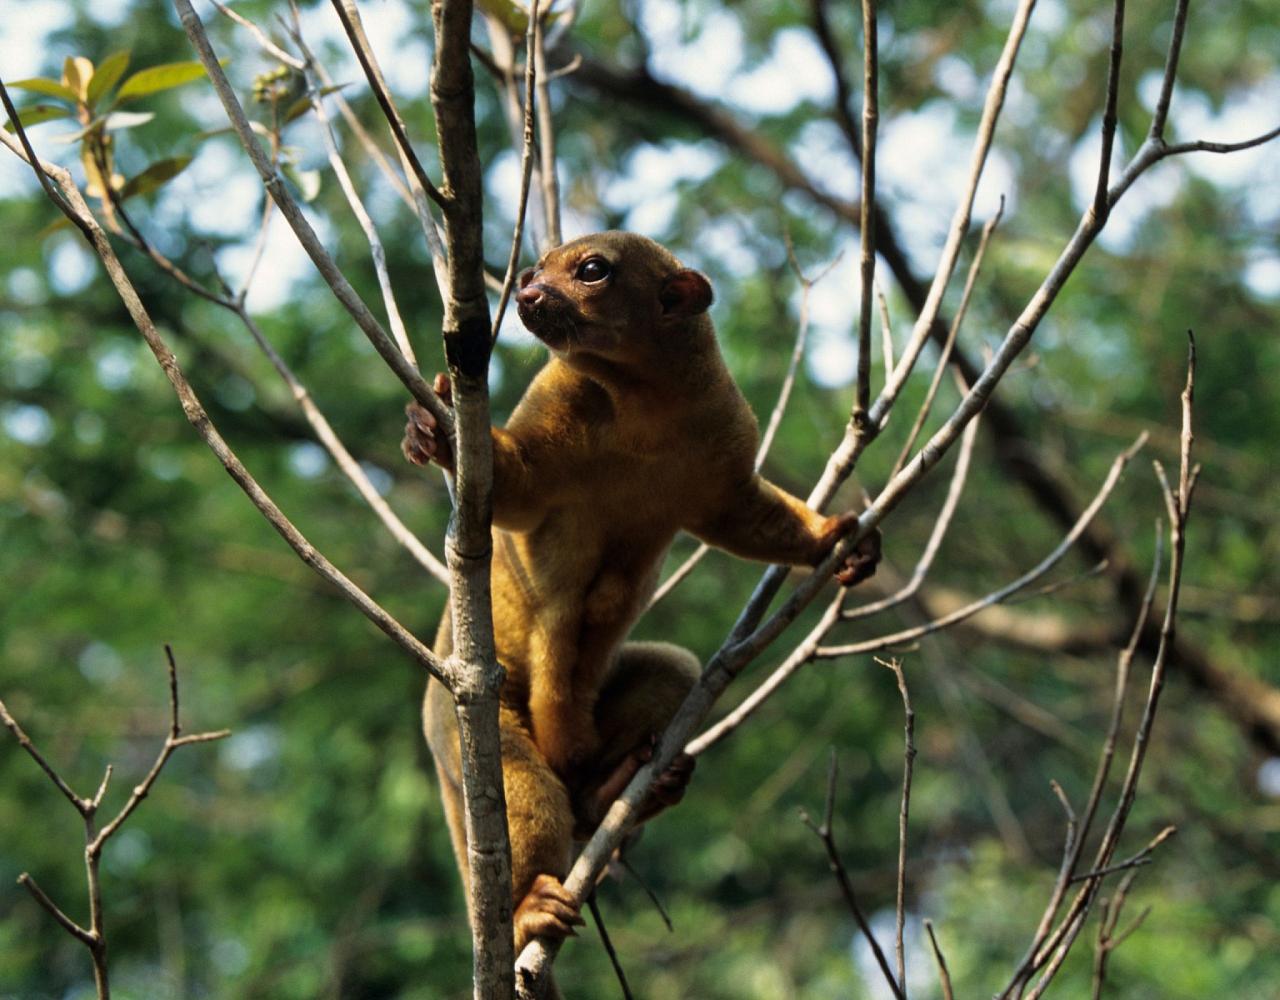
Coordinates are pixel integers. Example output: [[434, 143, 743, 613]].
[[659, 268, 714, 317]]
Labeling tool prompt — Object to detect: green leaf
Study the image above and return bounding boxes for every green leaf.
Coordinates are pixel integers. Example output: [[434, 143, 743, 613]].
[[102, 110, 155, 132], [7, 77, 79, 103], [282, 84, 348, 126], [116, 61, 210, 101], [3, 104, 73, 132], [62, 56, 93, 100], [52, 110, 155, 145], [86, 50, 131, 108], [119, 156, 193, 201]]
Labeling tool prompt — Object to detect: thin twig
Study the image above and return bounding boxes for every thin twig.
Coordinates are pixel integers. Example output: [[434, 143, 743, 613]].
[[878, 656, 915, 996], [230, 303, 449, 582], [1148, 0, 1189, 141], [492, 0, 542, 341], [876, 279, 895, 383], [534, 6, 564, 248], [327, 0, 445, 211], [16, 874, 95, 946], [1093, 872, 1151, 1000], [818, 434, 1147, 659], [586, 892, 634, 1000], [843, 415, 979, 623], [851, 0, 879, 432], [1163, 124, 1280, 157], [617, 855, 674, 932], [687, 590, 845, 757], [212, 1, 305, 68], [171, 0, 453, 434], [801, 752, 905, 1000], [924, 920, 955, 1000], [1007, 560, 1109, 604], [1020, 336, 1197, 1000], [1091, 0, 1127, 225], [6, 648, 227, 999], [0, 696, 90, 814], [1067, 824, 1175, 883], [870, 0, 1034, 441], [890, 199, 1003, 480], [1003, 520, 1162, 995], [0, 121, 452, 684], [288, 9, 417, 366], [92, 650, 231, 848]]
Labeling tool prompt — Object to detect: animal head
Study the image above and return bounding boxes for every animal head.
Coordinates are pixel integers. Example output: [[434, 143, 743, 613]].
[[516, 232, 714, 369]]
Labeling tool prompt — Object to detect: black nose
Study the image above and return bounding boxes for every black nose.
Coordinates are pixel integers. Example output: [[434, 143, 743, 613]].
[[517, 285, 544, 309]]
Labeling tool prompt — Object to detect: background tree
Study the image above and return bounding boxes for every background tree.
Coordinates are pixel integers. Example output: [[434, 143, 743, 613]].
[[0, 0, 1277, 997]]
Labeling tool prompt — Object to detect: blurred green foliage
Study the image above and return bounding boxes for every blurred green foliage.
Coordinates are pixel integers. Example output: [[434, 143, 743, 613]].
[[1, 1, 1278, 997]]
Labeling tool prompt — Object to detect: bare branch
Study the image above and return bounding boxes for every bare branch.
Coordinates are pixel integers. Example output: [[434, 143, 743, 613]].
[[878, 656, 915, 996], [870, 0, 1034, 437], [16, 874, 95, 947], [801, 752, 905, 1000], [617, 855, 674, 933], [8, 647, 226, 998], [492, 0, 543, 340], [92, 651, 231, 850], [327, 0, 446, 212], [0, 697, 90, 816], [925, 920, 955, 1000], [890, 199, 1002, 480], [586, 893, 634, 1000], [877, 279, 895, 383], [0, 123, 452, 685], [818, 434, 1147, 659], [231, 305, 450, 584], [1068, 825, 1176, 884], [1092, 0, 1127, 225], [689, 416, 975, 756], [1020, 336, 1198, 1000], [212, 1, 305, 69], [428, 1, 516, 994], [534, 8, 564, 248], [289, 12, 418, 367], [845, 414, 979, 622], [1002, 517, 1163, 996], [171, 0, 454, 435], [1164, 124, 1280, 157], [687, 590, 844, 757], [851, 0, 879, 431], [1149, 0, 1189, 141]]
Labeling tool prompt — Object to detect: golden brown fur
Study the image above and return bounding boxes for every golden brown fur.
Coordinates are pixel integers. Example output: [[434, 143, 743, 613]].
[[403, 232, 879, 962]]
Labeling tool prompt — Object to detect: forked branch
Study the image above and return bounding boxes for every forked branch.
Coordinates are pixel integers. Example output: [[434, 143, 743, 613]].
[[2, 646, 228, 1000]]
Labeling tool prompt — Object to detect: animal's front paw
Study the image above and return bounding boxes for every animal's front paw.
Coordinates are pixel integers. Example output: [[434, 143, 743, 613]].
[[835, 526, 881, 588], [514, 874, 585, 947], [401, 374, 454, 471]]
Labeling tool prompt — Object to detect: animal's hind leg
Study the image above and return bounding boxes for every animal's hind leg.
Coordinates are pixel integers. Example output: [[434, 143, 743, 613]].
[[577, 641, 701, 832], [426, 682, 582, 953]]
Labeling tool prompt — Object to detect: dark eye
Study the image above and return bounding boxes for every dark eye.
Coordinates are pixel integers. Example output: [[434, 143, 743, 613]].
[[576, 257, 612, 283]]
